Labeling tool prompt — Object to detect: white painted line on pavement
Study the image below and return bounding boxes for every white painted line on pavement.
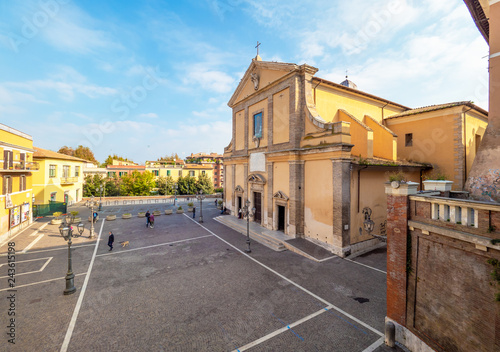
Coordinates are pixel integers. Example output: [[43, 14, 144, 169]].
[[0, 257, 53, 279], [0, 243, 98, 257], [0, 273, 87, 292], [344, 258, 387, 274], [60, 218, 106, 352], [234, 306, 333, 352], [21, 234, 44, 253], [95, 235, 213, 257], [0, 221, 47, 247], [361, 337, 384, 352], [185, 214, 384, 339]]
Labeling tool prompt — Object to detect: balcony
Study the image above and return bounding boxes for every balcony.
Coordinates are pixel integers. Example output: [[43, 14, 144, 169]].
[[3, 161, 40, 172], [60, 176, 79, 184]]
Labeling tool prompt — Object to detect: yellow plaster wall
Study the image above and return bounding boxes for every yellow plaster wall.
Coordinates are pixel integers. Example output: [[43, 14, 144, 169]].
[[0, 130, 32, 150], [248, 99, 268, 149], [364, 116, 396, 160], [235, 68, 290, 104], [225, 166, 233, 209], [388, 113, 457, 185], [272, 162, 289, 196], [303, 160, 334, 245], [315, 86, 404, 123], [339, 110, 369, 158], [235, 164, 245, 193], [273, 88, 290, 144], [465, 112, 488, 177], [235, 110, 245, 151]]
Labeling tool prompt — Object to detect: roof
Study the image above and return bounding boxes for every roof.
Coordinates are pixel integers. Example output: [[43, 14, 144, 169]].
[[312, 77, 410, 110], [33, 147, 88, 162], [385, 101, 488, 119], [106, 165, 145, 170], [340, 78, 357, 89], [351, 156, 432, 169], [463, 0, 489, 43]]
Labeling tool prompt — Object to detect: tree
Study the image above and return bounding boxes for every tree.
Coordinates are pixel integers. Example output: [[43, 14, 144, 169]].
[[156, 176, 176, 195], [177, 175, 197, 195], [157, 153, 180, 162], [58, 145, 98, 164], [83, 174, 105, 197], [120, 171, 155, 196], [197, 173, 214, 194]]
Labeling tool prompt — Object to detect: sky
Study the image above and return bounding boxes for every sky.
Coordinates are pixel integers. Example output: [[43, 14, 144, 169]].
[[0, 0, 489, 164]]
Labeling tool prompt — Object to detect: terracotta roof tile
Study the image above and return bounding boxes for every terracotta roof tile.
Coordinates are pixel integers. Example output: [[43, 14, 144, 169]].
[[33, 147, 88, 162], [385, 101, 488, 119]]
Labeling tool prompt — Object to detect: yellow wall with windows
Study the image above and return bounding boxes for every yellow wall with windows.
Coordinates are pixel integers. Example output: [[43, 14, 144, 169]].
[[32, 158, 84, 205], [273, 88, 290, 144]]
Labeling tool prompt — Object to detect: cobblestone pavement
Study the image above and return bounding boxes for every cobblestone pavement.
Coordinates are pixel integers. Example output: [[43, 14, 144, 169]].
[[0, 200, 397, 352]]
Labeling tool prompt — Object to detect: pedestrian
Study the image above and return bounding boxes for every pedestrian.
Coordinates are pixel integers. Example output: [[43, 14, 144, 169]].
[[193, 205, 196, 219], [108, 231, 114, 251], [93, 212, 98, 223], [215, 199, 217, 206], [221, 206, 225, 215], [238, 208, 242, 219], [149, 213, 155, 228], [145, 210, 151, 227]]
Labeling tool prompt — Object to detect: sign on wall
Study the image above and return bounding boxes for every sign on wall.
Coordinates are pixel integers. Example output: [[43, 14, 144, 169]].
[[21, 203, 30, 222], [5, 194, 13, 209], [250, 152, 266, 172], [10, 206, 20, 228]]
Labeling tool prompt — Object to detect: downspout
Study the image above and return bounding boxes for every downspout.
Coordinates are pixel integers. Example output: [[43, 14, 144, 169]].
[[357, 165, 369, 213], [381, 102, 389, 124], [313, 80, 321, 104]]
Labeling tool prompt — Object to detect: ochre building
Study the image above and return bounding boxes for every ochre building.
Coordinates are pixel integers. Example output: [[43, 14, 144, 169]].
[[223, 57, 488, 256]]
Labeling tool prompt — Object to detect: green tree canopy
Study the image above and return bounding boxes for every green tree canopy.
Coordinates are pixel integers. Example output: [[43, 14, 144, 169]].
[[58, 145, 98, 164], [120, 171, 155, 196], [156, 176, 176, 195], [197, 173, 214, 194]]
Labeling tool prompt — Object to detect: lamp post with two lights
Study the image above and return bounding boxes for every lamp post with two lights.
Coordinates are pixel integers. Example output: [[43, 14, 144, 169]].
[[59, 219, 84, 295]]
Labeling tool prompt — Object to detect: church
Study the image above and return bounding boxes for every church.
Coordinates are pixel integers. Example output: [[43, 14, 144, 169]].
[[222, 55, 488, 257]]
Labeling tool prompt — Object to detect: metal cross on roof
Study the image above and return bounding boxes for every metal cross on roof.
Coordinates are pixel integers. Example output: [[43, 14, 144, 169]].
[[255, 41, 261, 56]]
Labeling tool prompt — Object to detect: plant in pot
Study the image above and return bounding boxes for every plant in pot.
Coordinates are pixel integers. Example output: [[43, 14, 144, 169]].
[[388, 171, 406, 188], [176, 206, 184, 214], [187, 202, 194, 212], [51, 212, 63, 225]]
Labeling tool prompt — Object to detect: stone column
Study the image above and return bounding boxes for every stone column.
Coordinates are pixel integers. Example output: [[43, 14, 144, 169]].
[[332, 159, 351, 254], [385, 181, 418, 326], [267, 161, 274, 230], [289, 159, 304, 237]]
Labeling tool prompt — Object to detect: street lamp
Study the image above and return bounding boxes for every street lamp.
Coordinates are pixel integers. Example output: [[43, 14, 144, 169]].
[[241, 199, 255, 253], [98, 184, 104, 211], [174, 183, 178, 207], [85, 196, 99, 239], [196, 190, 205, 223], [59, 219, 84, 295]]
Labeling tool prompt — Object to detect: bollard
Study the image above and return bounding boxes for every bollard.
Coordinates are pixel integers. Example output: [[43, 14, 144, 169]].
[[385, 320, 395, 347]]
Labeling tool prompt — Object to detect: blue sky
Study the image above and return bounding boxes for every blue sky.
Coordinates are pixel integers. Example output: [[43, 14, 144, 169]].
[[0, 0, 489, 164]]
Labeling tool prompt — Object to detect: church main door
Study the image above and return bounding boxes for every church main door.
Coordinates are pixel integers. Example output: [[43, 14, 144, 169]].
[[278, 205, 285, 231], [254, 192, 261, 224]]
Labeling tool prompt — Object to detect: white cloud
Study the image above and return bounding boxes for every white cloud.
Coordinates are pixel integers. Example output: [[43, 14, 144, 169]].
[[137, 113, 159, 119], [185, 67, 235, 93]]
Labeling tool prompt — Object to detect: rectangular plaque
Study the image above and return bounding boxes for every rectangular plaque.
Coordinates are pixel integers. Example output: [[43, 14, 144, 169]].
[[249, 152, 266, 172]]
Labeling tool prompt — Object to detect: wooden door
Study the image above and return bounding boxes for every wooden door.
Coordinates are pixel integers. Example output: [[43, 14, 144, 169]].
[[254, 192, 261, 223]]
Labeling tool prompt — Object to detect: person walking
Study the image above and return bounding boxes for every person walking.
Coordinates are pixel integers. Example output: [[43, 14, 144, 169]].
[[149, 213, 155, 228], [193, 205, 196, 219], [108, 231, 114, 251], [145, 210, 151, 227], [93, 212, 98, 223], [215, 199, 217, 206]]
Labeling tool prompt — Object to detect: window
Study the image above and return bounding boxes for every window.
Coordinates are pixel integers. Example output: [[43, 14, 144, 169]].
[[189, 171, 195, 177], [475, 134, 482, 154], [3, 150, 13, 169], [75, 166, 80, 177], [178, 170, 182, 176], [63, 165, 70, 178], [405, 133, 413, 147], [253, 112, 263, 138], [20, 175, 26, 192], [202, 171, 206, 175], [153, 170, 159, 176], [50, 192, 57, 201], [119, 172, 127, 177], [3, 176, 12, 195], [167, 170, 171, 176], [49, 165, 57, 177]]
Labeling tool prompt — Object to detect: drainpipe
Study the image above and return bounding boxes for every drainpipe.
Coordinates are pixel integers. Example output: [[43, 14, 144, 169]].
[[381, 102, 389, 124], [313, 80, 321, 104]]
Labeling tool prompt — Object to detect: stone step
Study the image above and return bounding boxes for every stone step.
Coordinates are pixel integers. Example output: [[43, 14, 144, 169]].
[[214, 216, 287, 252]]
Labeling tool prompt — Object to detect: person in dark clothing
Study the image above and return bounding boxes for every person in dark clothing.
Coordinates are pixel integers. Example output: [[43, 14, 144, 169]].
[[215, 199, 217, 206], [193, 205, 196, 219], [93, 212, 98, 223], [145, 210, 151, 227], [149, 213, 155, 228], [108, 231, 114, 251]]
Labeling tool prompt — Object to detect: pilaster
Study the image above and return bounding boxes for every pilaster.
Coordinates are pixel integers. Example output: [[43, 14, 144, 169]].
[[289, 159, 304, 237], [332, 159, 351, 251]]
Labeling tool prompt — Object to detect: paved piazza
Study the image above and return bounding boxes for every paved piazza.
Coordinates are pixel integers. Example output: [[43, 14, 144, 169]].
[[0, 200, 393, 352]]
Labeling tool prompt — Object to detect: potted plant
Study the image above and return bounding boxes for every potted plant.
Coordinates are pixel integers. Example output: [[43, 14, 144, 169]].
[[138, 212, 146, 217], [70, 211, 81, 223], [217, 200, 223, 209], [106, 214, 116, 221], [422, 171, 453, 192], [51, 212, 63, 225], [122, 213, 132, 219], [153, 210, 161, 216], [187, 202, 194, 212], [176, 206, 184, 214], [165, 208, 173, 215]]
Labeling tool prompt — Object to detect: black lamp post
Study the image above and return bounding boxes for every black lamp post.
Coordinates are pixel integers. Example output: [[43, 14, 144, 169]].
[[85, 196, 98, 239], [241, 199, 255, 253], [98, 185, 104, 211], [59, 220, 84, 295], [174, 183, 178, 207], [196, 190, 205, 223]]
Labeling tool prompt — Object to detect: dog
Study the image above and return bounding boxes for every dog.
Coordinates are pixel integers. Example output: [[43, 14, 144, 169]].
[[120, 241, 130, 248]]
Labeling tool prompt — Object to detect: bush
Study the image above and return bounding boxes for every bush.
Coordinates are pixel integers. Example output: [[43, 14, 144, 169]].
[[388, 171, 406, 183], [53, 212, 62, 218], [187, 202, 194, 207], [178, 206, 183, 210]]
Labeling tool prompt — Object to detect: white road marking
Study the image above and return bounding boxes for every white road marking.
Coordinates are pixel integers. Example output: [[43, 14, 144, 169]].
[[60, 219, 106, 352], [0, 256, 53, 279], [344, 258, 387, 274], [0, 222, 47, 247], [0, 273, 87, 292], [185, 214, 384, 339], [21, 234, 44, 253], [234, 306, 333, 352], [95, 235, 213, 257], [361, 337, 384, 352], [0, 243, 98, 257]]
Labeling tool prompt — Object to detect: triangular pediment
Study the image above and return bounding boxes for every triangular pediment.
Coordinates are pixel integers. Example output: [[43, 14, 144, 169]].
[[235, 185, 244, 193], [228, 59, 300, 107], [273, 191, 289, 200], [248, 173, 266, 184]]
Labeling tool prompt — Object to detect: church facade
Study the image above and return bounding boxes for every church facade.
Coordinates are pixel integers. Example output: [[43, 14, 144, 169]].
[[223, 57, 487, 256]]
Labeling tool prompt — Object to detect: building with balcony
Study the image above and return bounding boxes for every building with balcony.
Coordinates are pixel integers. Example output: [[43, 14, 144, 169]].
[[0, 124, 37, 239], [145, 159, 213, 185], [32, 147, 86, 206], [106, 164, 146, 178], [186, 152, 224, 189]]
